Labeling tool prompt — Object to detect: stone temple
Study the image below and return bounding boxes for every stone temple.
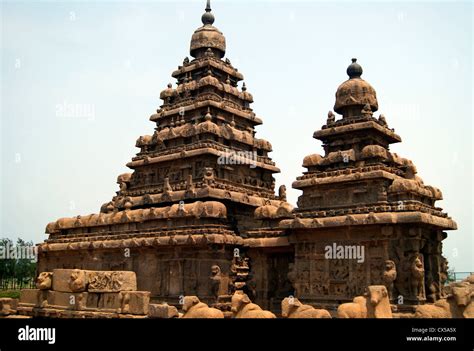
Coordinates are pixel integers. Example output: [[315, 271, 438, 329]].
[[36, 1, 457, 315]]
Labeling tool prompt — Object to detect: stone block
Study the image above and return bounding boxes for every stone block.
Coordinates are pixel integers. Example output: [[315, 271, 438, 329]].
[[52, 269, 87, 293], [47, 290, 88, 310], [52, 269, 137, 293], [19, 289, 48, 307], [97, 292, 123, 312], [148, 303, 178, 318], [0, 298, 18, 316], [86, 292, 100, 309], [87, 271, 137, 292], [122, 291, 150, 315]]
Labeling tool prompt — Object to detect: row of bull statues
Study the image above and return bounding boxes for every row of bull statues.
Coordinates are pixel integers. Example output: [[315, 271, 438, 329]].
[[156, 278, 474, 319], [2, 270, 472, 318], [178, 285, 390, 319], [149, 275, 474, 319]]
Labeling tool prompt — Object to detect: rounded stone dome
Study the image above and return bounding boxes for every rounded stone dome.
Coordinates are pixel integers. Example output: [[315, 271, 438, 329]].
[[334, 59, 378, 116], [190, 2, 226, 58], [201, 10, 215, 25], [160, 83, 176, 101], [361, 145, 388, 159], [302, 153, 323, 168], [347, 58, 363, 78], [239, 83, 253, 102]]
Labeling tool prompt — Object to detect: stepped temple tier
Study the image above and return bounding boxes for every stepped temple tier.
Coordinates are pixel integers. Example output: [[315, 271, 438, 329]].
[[35, 2, 457, 316]]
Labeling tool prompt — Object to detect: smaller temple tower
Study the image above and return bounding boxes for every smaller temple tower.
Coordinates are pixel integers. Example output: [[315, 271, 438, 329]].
[[281, 59, 456, 307]]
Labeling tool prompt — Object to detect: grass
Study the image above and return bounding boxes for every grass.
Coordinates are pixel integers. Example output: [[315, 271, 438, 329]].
[[0, 290, 21, 299]]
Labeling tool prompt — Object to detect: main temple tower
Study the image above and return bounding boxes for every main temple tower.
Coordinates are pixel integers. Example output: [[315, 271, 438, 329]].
[[39, 1, 292, 307]]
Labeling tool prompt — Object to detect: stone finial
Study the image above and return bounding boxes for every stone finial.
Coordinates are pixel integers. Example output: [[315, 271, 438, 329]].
[[202, 0, 215, 25], [327, 111, 335, 124], [279, 185, 287, 201], [347, 58, 363, 79], [204, 107, 212, 121], [334, 59, 378, 116]]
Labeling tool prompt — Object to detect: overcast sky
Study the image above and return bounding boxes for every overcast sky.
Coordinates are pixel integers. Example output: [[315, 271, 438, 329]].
[[1, 0, 472, 271]]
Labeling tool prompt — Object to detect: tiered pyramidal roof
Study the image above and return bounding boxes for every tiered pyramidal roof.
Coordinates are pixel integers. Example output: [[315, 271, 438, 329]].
[[281, 58, 456, 228]]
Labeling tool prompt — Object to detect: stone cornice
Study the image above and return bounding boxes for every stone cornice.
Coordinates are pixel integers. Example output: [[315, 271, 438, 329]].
[[127, 146, 280, 172], [293, 169, 397, 189], [172, 57, 244, 80], [151, 100, 263, 125], [314, 120, 402, 143], [120, 186, 282, 210], [279, 211, 457, 230], [38, 233, 291, 252]]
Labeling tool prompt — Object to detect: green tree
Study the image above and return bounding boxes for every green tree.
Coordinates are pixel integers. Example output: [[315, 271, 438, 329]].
[[0, 237, 37, 289], [15, 238, 37, 287], [0, 238, 15, 288]]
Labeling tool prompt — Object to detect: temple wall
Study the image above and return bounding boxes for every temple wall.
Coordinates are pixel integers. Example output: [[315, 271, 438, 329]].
[[38, 246, 234, 305], [289, 226, 388, 305], [246, 247, 293, 311], [288, 225, 447, 307]]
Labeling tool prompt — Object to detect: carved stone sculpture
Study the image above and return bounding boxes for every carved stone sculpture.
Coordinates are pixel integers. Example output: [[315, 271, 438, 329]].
[[414, 300, 451, 318], [231, 291, 276, 318], [117, 173, 132, 192], [181, 296, 224, 318], [281, 297, 331, 318], [337, 296, 368, 318], [415, 276, 473, 318], [209, 265, 231, 299], [278, 185, 287, 202], [69, 269, 87, 293], [361, 103, 372, 118], [382, 260, 397, 299], [326, 110, 335, 125], [378, 114, 387, 127], [87, 271, 137, 292], [36, 272, 53, 290], [337, 286, 392, 318], [411, 255, 425, 299]]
